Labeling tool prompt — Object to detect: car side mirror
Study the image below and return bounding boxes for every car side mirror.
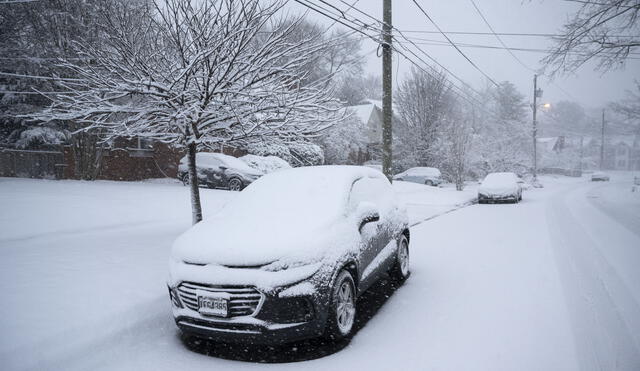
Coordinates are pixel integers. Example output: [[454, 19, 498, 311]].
[[356, 202, 380, 233], [219, 166, 228, 171]]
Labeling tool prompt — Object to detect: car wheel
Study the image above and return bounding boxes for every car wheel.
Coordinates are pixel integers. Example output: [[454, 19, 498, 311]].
[[425, 180, 434, 186], [181, 174, 190, 186], [325, 270, 356, 341], [389, 234, 410, 283], [228, 177, 243, 191]]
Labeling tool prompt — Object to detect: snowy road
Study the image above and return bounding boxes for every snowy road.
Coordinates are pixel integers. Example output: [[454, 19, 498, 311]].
[[1, 174, 639, 370]]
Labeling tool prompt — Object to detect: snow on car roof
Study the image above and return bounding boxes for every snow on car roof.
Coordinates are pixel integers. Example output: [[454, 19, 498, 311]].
[[404, 167, 441, 176], [181, 152, 260, 174], [240, 154, 291, 174]]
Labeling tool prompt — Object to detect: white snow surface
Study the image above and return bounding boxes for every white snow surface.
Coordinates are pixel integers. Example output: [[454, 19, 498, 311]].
[[1, 172, 639, 370]]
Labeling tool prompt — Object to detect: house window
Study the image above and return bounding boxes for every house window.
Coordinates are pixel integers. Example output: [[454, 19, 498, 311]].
[[617, 147, 627, 156], [137, 137, 153, 150], [617, 159, 626, 168]]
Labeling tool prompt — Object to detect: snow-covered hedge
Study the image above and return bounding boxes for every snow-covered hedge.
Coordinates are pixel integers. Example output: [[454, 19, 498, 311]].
[[15, 127, 66, 149]]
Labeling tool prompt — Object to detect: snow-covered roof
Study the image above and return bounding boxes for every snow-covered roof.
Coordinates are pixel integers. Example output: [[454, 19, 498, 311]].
[[401, 167, 441, 177], [344, 98, 399, 125], [181, 152, 260, 174], [346, 103, 378, 125]]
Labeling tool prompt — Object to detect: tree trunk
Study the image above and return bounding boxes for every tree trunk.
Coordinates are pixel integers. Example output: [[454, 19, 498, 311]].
[[187, 142, 203, 224]]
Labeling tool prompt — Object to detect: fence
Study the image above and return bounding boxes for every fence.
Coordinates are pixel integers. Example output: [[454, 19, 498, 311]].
[[539, 167, 582, 177], [0, 148, 65, 179]]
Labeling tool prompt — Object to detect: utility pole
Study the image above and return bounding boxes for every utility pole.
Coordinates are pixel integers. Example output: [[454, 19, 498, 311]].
[[600, 108, 605, 170], [579, 136, 584, 174], [532, 74, 539, 182], [382, 0, 393, 182]]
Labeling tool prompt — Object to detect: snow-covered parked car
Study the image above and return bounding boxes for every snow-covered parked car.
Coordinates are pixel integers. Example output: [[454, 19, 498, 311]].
[[478, 172, 523, 204], [591, 172, 610, 181], [168, 166, 410, 344], [393, 167, 442, 186], [178, 152, 262, 191], [239, 154, 291, 174]]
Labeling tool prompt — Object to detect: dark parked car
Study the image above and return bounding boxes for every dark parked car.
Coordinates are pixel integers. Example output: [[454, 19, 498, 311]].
[[178, 152, 262, 191], [168, 166, 410, 344], [591, 172, 610, 181]]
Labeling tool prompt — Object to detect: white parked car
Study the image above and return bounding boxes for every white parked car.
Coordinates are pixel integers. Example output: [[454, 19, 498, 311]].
[[478, 172, 523, 204], [168, 166, 410, 344], [591, 172, 610, 181], [393, 167, 442, 186]]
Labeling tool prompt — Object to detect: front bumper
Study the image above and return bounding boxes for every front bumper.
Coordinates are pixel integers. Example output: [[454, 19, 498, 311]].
[[169, 282, 331, 344], [478, 193, 518, 202]]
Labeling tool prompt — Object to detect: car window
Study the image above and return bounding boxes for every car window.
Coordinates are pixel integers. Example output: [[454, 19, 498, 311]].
[[348, 176, 394, 215]]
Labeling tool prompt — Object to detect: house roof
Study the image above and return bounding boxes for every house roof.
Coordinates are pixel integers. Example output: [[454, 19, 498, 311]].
[[345, 99, 399, 125]]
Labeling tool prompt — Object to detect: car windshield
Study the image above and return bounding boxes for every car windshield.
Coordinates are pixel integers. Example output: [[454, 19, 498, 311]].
[[482, 172, 517, 186], [220, 166, 359, 226]]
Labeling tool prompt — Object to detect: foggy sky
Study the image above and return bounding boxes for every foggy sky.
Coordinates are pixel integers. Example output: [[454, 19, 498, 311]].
[[289, 0, 640, 109]]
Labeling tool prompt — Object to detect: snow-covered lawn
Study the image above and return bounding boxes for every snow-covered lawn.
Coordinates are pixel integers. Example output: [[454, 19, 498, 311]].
[[1, 173, 638, 370]]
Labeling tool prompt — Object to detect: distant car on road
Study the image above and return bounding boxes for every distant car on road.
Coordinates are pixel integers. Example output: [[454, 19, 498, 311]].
[[168, 166, 410, 344], [178, 152, 262, 191], [591, 172, 610, 182], [478, 172, 523, 204], [393, 167, 442, 186]]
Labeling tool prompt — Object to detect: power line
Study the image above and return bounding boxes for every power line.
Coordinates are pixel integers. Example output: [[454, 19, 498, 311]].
[[0, 71, 81, 82], [396, 30, 638, 38], [468, 0, 533, 72], [466, 0, 579, 102], [410, 0, 500, 87], [334, 0, 492, 107], [293, 0, 503, 119]]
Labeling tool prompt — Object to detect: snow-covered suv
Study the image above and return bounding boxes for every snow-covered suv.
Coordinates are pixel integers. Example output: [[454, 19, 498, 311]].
[[167, 166, 410, 344]]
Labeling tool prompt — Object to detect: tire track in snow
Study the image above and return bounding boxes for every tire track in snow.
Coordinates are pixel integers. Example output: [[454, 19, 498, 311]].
[[545, 184, 640, 371]]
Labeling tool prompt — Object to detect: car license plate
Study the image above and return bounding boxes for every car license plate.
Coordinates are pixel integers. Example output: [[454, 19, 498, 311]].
[[196, 290, 230, 317]]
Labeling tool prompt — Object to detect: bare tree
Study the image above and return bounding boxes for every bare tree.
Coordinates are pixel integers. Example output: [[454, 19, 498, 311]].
[[544, 0, 640, 75], [34, 0, 339, 224], [395, 68, 455, 168], [612, 80, 640, 131], [442, 105, 473, 191]]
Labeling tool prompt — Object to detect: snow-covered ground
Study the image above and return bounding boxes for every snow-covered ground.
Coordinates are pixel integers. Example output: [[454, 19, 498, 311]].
[[1, 173, 639, 370]]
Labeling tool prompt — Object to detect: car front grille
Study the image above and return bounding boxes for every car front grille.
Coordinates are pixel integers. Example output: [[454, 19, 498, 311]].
[[177, 282, 263, 317]]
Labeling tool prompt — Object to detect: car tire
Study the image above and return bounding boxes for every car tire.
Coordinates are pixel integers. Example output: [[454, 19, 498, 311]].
[[389, 234, 410, 283], [181, 174, 190, 186], [228, 177, 243, 191], [425, 180, 434, 186], [324, 270, 357, 341]]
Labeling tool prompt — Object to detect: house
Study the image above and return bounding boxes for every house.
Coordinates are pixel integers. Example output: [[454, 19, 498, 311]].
[[346, 99, 399, 157], [610, 136, 640, 170]]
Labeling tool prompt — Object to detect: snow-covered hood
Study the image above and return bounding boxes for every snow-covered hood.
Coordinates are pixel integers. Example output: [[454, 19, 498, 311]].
[[172, 214, 355, 267]]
